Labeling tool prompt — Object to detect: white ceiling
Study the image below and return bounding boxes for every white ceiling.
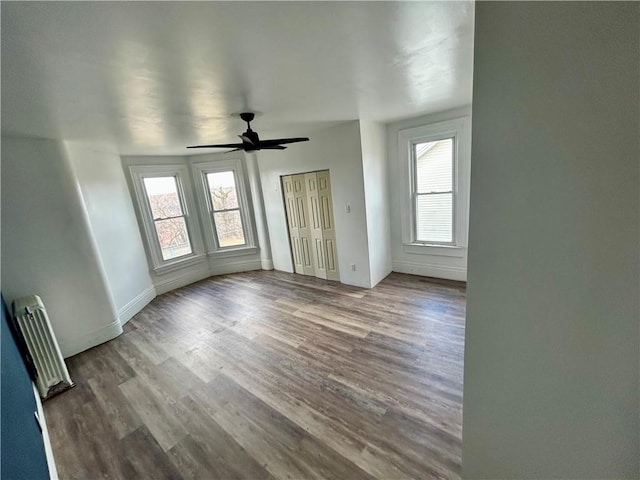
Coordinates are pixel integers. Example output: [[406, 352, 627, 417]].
[[1, 1, 474, 155]]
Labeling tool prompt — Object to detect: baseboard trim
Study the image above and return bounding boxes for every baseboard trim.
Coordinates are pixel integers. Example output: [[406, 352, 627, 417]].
[[154, 259, 266, 296], [62, 317, 123, 358], [392, 260, 467, 282], [210, 259, 263, 276], [154, 266, 210, 295], [117, 286, 156, 325], [261, 259, 274, 270]]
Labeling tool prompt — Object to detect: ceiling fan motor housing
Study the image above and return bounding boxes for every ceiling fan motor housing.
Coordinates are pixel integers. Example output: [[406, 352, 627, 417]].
[[242, 129, 260, 149]]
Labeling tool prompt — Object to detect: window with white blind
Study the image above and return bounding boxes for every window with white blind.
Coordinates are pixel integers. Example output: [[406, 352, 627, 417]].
[[414, 138, 454, 244], [398, 116, 470, 252]]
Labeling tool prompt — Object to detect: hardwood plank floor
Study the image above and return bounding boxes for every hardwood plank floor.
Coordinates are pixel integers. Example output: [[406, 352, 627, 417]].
[[44, 271, 466, 480]]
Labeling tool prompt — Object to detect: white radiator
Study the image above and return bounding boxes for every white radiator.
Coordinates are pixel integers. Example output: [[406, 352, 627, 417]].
[[13, 295, 74, 399]]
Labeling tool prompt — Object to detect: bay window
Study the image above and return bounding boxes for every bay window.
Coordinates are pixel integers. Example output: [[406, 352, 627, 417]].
[[128, 156, 257, 275]]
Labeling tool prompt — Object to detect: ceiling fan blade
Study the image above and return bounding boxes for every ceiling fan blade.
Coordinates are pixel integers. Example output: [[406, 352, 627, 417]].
[[259, 137, 309, 147], [238, 135, 256, 146], [187, 143, 244, 149], [260, 145, 287, 150], [225, 148, 245, 153]]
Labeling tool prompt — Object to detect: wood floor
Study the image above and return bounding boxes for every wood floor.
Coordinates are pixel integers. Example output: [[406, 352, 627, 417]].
[[44, 271, 466, 480]]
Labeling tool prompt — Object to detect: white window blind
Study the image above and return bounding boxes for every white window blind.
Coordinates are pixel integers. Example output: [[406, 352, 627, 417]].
[[414, 138, 454, 243]]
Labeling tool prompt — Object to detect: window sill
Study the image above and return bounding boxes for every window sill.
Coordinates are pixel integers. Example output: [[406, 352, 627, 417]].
[[402, 243, 466, 257], [152, 254, 207, 275], [207, 245, 258, 259]]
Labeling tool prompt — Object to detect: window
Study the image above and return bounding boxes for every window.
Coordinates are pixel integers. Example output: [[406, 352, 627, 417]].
[[205, 171, 246, 247], [142, 176, 193, 260], [129, 164, 203, 272], [414, 138, 454, 244], [192, 158, 257, 255], [398, 116, 470, 252]]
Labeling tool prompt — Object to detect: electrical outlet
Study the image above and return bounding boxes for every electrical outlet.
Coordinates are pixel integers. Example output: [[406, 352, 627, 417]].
[[345, 205, 351, 213], [350, 263, 356, 271]]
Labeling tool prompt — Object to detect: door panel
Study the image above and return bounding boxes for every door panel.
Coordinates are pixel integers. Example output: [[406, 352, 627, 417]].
[[321, 196, 332, 230], [292, 236, 301, 266], [316, 170, 340, 281], [296, 197, 307, 228], [282, 176, 304, 274], [305, 172, 327, 279], [315, 238, 326, 268], [286, 198, 297, 228], [310, 197, 320, 229], [326, 238, 337, 272], [301, 237, 313, 268], [283, 174, 315, 276]]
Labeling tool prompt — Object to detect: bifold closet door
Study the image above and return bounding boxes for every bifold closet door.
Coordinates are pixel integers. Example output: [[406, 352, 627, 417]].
[[283, 170, 339, 281], [282, 174, 315, 275]]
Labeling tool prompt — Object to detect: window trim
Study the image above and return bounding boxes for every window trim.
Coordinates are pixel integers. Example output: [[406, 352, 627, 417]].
[[191, 157, 257, 256], [411, 134, 457, 246], [129, 164, 204, 273], [398, 117, 470, 254], [144, 178, 192, 261], [205, 172, 247, 249]]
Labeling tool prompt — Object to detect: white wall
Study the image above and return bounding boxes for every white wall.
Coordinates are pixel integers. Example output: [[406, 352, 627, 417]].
[[245, 152, 274, 270], [65, 142, 155, 323], [463, 3, 639, 478], [1, 136, 122, 357], [387, 106, 471, 281], [258, 121, 373, 288], [359, 121, 392, 287]]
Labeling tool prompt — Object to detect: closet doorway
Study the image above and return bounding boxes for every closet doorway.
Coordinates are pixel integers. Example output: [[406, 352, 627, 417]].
[[281, 170, 339, 281]]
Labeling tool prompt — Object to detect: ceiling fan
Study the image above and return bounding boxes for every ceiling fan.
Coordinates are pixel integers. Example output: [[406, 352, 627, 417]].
[[187, 112, 309, 152]]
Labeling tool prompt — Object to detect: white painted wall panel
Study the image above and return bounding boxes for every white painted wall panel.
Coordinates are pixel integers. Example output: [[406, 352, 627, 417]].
[[463, 3, 639, 477], [65, 142, 155, 324], [360, 120, 392, 287], [1, 137, 121, 357]]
